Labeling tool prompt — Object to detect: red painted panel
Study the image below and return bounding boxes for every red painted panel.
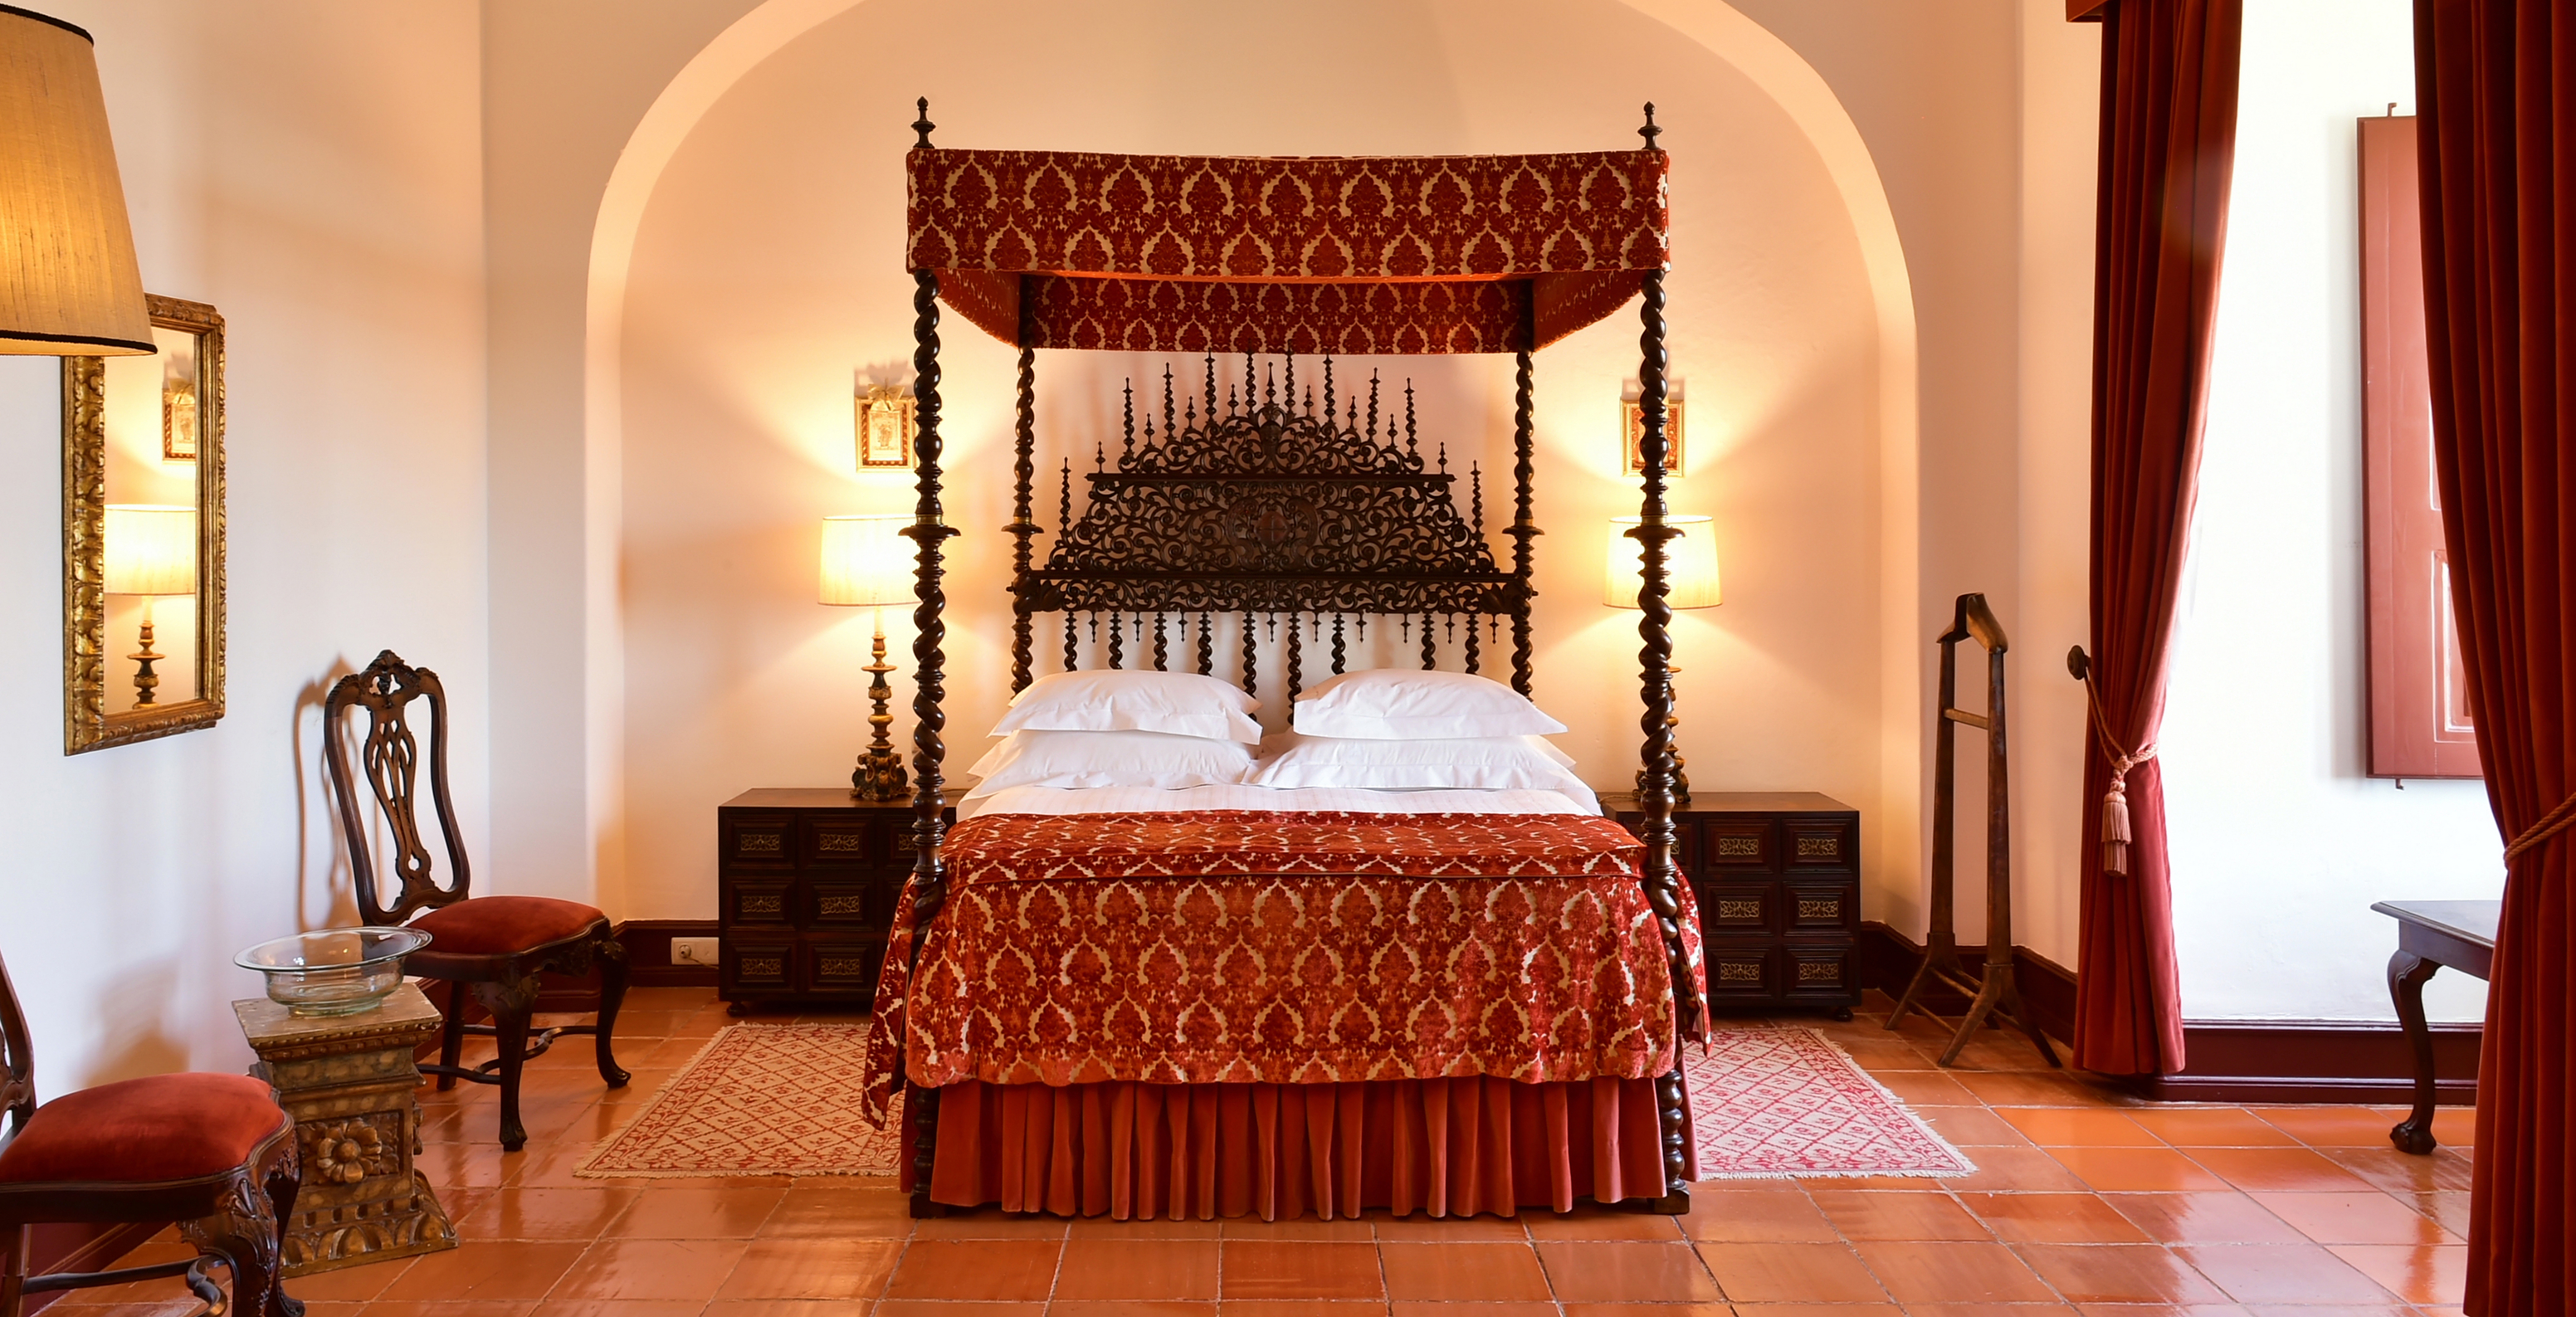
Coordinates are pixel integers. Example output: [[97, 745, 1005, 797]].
[[2361, 115, 2480, 778]]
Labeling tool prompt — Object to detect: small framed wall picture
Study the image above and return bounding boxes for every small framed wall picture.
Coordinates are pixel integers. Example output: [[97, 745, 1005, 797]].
[[855, 383, 917, 470], [1622, 397, 1685, 476], [161, 330, 199, 461]]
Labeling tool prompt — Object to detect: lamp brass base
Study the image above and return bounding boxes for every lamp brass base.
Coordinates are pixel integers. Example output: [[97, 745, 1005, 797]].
[[129, 618, 162, 708], [851, 624, 909, 802]]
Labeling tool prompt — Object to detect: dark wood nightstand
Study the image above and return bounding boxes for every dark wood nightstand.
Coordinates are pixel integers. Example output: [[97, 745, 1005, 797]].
[[715, 788, 957, 1015], [1602, 791, 1862, 1020]]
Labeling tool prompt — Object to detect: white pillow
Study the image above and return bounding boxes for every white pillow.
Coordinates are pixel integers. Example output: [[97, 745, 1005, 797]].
[[1291, 669, 1568, 739], [1251, 732, 1589, 797], [991, 670, 1261, 744], [964, 729, 1256, 797]]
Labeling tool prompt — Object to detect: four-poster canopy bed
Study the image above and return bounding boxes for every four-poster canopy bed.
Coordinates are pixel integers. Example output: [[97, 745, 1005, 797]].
[[866, 100, 1700, 1220]]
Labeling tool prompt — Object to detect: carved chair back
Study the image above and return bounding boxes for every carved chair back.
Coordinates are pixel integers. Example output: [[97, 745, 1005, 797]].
[[0, 947, 32, 1141], [323, 651, 473, 927]]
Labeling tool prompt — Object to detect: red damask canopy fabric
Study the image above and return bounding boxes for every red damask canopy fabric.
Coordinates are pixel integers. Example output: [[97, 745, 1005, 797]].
[[908, 148, 1670, 354]]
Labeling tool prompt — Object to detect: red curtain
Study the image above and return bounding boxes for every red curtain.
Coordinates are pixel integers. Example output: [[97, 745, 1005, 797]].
[[2071, 0, 2242, 1076], [2413, 2, 2575, 1309]]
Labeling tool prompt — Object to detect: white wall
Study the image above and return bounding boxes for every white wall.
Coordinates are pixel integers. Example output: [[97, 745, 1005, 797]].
[[2161, 0, 2503, 1023], [610, 0, 1890, 924], [0, 3, 490, 1085]]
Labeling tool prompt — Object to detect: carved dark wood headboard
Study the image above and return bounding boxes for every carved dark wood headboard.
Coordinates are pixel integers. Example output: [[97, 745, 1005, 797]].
[[1007, 354, 1537, 701]]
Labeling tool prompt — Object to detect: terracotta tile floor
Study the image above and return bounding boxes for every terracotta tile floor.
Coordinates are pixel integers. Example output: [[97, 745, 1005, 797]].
[[62, 988, 2479, 1315]]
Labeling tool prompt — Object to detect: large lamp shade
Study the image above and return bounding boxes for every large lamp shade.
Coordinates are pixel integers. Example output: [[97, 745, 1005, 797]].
[[1606, 514, 1721, 610], [104, 503, 195, 596], [819, 515, 914, 607], [1, 7, 151, 355]]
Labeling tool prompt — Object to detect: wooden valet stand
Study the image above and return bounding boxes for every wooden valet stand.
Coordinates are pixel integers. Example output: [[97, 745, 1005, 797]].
[[1886, 593, 2060, 1067]]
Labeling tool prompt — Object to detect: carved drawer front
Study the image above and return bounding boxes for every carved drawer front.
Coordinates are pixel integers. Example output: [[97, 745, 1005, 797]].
[[727, 881, 792, 926], [1704, 942, 1776, 999], [1785, 942, 1852, 995], [723, 940, 793, 993], [803, 818, 873, 867], [1697, 884, 1772, 934], [1784, 817, 1856, 871], [724, 816, 793, 866], [1786, 881, 1856, 930], [807, 880, 894, 930], [802, 941, 884, 994], [1702, 821, 1773, 872]]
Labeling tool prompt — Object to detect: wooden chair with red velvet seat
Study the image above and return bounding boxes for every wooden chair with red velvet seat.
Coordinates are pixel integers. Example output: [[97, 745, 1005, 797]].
[[0, 948, 301, 1317], [322, 651, 628, 1152]]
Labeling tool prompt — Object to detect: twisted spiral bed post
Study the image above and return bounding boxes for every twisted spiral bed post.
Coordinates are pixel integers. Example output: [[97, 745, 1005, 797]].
[[902, 264, 959, 1217], [1508, 349, 1539, 696], [1633, 260, 1696, 1211], [1007, 346, 1037, 693]]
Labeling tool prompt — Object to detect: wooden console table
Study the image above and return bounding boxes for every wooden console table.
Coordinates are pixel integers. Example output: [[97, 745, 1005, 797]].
[[2370, 898, 2497, 1155]]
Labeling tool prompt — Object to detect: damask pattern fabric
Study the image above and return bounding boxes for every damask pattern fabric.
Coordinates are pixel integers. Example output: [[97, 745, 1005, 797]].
[[910, 149, 1667, 281], [908, 148, 1670, 354], [860, 811, 1703, 1124]]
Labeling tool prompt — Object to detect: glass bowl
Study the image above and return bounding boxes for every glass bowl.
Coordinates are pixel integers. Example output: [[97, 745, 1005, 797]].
[[236, 927, 430, 1017]]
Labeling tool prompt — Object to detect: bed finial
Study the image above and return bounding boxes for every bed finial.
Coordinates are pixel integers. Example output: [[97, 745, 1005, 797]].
[[1322, 356, 1335, 425], [1122, 380, 1136, 462], [913, 98, 935, 149], [1162, 363, 1177, 445], [1638, 102, 1661, 153]]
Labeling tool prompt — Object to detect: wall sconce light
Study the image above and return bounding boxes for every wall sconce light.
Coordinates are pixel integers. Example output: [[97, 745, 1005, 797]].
[[0, 7, 153, 355], [104, 503, 196, 705], [855, 383, 917, 470], [820, 514, 915, 800], [1608, 513, 1720, 802]]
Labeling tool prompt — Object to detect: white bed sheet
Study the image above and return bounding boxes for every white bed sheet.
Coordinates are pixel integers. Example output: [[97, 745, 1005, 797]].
[[957, 782, 1601, 819]]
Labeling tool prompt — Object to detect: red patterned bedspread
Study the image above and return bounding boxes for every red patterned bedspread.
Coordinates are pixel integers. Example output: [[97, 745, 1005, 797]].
[[861, 811, 1702, 1124]]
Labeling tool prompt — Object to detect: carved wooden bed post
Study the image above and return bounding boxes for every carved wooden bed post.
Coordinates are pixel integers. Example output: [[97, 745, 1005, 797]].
[[903, 98, 958, 1218], [1007, 344, 1038, 694], [1507, 346, 1539, 696], [1627, 104, 1696, 1212]]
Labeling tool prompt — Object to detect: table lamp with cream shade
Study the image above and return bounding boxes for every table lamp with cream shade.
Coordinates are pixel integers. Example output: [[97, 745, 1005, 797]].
[[105, 503, 195, 706], [1608, 513, 1720, 803], [1, 6, 153, 355], [821, 514, 915, 801]]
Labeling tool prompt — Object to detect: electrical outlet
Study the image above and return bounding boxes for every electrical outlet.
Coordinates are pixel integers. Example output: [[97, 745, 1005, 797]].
[[671, 937, 720, 968]]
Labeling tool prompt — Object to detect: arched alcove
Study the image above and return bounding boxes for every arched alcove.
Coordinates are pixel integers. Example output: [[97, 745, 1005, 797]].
[[583, 0, 1922, 925]]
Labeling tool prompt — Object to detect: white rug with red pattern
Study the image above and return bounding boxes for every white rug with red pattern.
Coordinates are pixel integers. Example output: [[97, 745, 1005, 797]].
[[576, 1023, 1972, 1180]]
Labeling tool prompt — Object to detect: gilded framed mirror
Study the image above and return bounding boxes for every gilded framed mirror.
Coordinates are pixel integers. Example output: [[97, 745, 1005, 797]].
[[63, 295, 226, 754]]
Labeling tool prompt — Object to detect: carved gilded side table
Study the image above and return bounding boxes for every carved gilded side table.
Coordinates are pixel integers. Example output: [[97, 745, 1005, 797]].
[[232, 983, 456, 1276]]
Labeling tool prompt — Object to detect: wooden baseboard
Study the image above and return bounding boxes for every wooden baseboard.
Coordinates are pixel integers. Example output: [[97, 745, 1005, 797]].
[[615, 919, 720, 989], [1856, 921, 2479, 1105], [23, 1220, 166, 1315], [2143, 1020, 2481, 1105]]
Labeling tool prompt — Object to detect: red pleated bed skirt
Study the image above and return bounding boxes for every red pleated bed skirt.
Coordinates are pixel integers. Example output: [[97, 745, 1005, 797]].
[[900, 1075, 1695, 1220]]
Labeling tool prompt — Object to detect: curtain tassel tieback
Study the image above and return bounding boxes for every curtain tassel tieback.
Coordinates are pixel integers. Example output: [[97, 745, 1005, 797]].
[[2504, 789, 2576, 864], [2073, 646, 2154, 877]]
